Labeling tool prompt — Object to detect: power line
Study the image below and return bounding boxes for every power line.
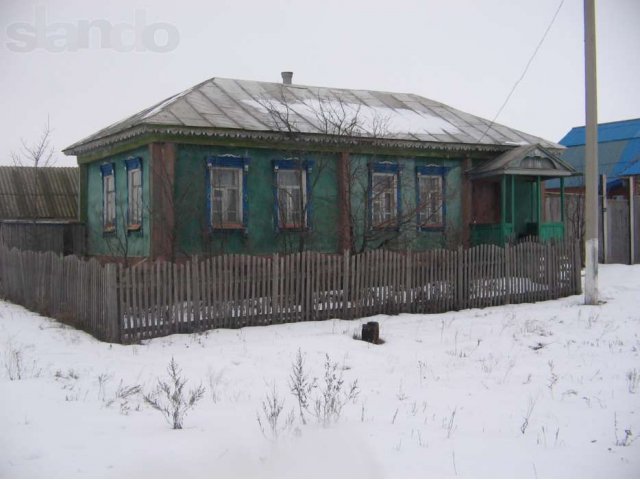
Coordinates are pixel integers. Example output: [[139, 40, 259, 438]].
[[478, 0, 566, 142]]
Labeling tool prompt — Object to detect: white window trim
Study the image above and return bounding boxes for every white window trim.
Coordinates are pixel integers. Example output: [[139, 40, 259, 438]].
[[371, 171, 398, 229], [103, 172, 116, 232], [417, 174, 444, 228], [210, 166, 244, 229], [276, 168, 307, 230], [127, 167, 143, 230]]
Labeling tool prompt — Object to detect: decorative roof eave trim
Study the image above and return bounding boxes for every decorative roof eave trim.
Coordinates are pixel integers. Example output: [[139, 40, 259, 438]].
[[63, 124, 522, 157], [470, 168, 579, 180]]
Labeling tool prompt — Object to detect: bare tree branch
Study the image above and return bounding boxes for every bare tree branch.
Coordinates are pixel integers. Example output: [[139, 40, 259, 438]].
[[11, 117, 56, 168]]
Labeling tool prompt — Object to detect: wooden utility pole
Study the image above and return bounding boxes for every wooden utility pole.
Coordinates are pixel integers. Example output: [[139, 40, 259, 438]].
[[584, 0, 599, 304], [601, 174, 607, 263], [630, 177, 636, 265]]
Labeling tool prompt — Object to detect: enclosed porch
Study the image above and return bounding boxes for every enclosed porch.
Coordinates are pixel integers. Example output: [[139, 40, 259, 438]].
[[469, 145, 576, 246]]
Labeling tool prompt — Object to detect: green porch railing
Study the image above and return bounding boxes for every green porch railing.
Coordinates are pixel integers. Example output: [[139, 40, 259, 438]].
[[539, 222, 565, 241], [471, 222, 565, 245], [470, 223, 514, 246]]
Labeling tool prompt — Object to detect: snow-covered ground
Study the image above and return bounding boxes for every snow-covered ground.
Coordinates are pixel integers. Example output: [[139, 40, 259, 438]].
[[1, 264, 639, 478]]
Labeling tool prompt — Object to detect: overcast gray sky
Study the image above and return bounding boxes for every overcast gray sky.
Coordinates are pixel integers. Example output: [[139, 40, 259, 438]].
[[1, 0, 638, 167]]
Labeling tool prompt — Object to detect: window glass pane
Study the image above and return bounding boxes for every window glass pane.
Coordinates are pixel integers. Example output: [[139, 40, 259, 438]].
[[211, 167, 242, 227], [278, 169, 299, 187], [225, 189, 239, 222], [103, 173, 116, 229], [372, 172, 396, 227], [214, 169, 237, 188], [127, 168, 143, 225], [276, 168, 305, 228], [418, 175, 443, 226]]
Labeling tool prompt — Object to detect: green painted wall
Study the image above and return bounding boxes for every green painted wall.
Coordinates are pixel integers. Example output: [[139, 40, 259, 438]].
[[349, 154, 463, 252], [173, 144, 341, 255], [85, 146, 151, 257], [81, 141, 466, 257]]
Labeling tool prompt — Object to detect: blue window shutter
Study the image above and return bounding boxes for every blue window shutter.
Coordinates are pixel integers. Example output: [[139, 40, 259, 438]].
[[125, 157, 141, 170], [207, 156, 249, 169], [242, 161, 249, 230], [372, 162, 400, 174], [397, 169, 402, 221], [368, 166, 373, 228], [100, 163, 114, 176], [205, 161, 212, 232], [416, 165, 449, 176], [306, 161, 313, 231]]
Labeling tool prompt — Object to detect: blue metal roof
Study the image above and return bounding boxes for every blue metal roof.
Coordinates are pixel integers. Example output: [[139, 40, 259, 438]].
[[559, 118, 640, 147], [548, 118, 640, 190]]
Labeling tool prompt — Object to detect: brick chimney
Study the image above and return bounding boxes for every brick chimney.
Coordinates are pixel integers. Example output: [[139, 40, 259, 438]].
[[281, 71, 293, 85]]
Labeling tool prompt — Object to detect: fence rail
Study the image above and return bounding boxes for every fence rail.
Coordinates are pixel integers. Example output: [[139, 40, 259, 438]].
[[0, 241, 581, 343]]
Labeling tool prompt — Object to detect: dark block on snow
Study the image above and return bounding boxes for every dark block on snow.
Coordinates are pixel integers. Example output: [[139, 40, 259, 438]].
[[362, 321, 380, 344]]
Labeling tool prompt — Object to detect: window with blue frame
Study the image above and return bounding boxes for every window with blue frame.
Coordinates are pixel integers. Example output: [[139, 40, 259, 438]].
[[274, 159, 313, 230], [100, 164, 116, 232], [207, 156, 249, 230], [125, 158, 143, 230], [416, 166, 447, 230], [370, 163, 400, 229]]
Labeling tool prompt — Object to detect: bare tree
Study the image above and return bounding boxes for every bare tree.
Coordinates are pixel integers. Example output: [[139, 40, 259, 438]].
[[5, 118, 58, 249], [254, 90, 458, 254], [565, 192, 585, 264], [10, 117, 56, 168], [347, 160, 458, 253]]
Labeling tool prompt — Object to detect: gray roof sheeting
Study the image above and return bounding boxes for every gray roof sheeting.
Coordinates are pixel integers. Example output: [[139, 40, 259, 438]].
[[64, 77, 561, 155], [0, 166, 79, 220]]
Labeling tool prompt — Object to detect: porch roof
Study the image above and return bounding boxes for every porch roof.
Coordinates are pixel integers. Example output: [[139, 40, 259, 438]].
[[468, 144, 578, 179]]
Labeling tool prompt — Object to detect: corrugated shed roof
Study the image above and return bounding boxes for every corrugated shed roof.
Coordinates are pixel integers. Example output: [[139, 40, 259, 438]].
[[64, 76, 561, 155], [0, 166, 79, 220]]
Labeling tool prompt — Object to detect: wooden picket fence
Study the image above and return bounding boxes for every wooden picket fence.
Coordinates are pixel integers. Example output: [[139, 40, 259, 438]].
[[0, 247, 119, 341], [0, 240, 581, 344]]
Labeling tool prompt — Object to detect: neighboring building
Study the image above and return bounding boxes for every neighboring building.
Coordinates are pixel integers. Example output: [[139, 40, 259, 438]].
[[63, 74, 574, 260], [0, 166, 84, 254], [548, 118, 640, 197]]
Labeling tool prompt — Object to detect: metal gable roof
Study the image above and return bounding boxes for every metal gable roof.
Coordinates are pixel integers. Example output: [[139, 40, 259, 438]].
[[0, 166, 79, 220], [469, 144, 577, 179], [64, 76, 562, 156], [559, 118, 640, 147]]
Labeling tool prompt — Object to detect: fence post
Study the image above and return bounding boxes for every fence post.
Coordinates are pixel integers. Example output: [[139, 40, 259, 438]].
[[105, 263, 121, 343], [629, 177, 635, 265], [272, 253, 279, 323], [504, 243, 511, 305], [405, 250, 413, 313], [573, 239, 583, 295], [456, 246, 464, 310], [342, 250, 350, 319], [0, 246, 4, 297]]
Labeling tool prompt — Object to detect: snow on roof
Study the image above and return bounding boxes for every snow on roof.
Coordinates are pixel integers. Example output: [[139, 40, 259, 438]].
[[64, 77, 561, 155]]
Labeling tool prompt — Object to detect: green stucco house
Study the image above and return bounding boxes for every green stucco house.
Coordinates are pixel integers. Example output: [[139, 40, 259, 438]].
[[63, 73, 575, 260]]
